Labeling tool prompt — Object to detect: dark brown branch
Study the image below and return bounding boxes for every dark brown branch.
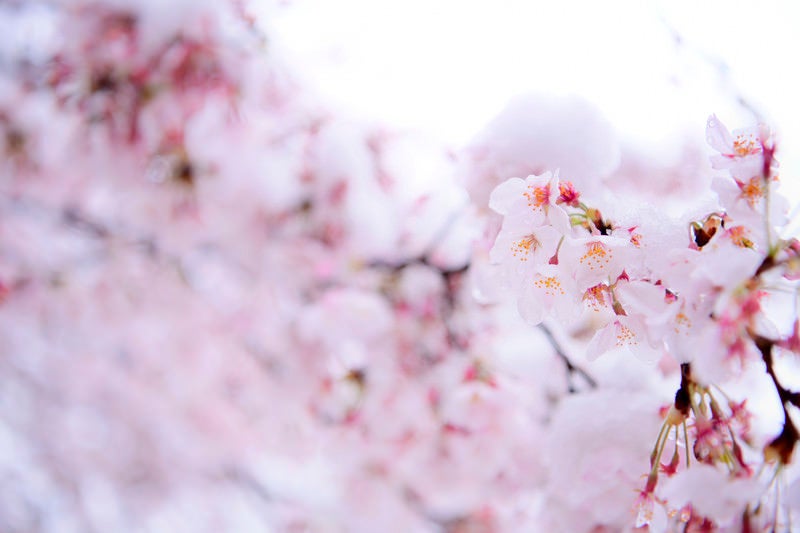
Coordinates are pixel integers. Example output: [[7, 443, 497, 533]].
[[369, 255, 470, 351], [537, 323, 597, 393], [674, 362, 691, 416], [754, 334, 800, 464]]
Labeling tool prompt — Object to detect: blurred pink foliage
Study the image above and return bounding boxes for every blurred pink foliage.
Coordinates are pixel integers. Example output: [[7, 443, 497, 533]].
[[1, 2, 800, 532]]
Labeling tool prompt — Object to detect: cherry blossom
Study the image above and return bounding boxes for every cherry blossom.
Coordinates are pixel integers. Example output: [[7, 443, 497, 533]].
[[488, 171, 571, 233], [2, 2, 800, 532]]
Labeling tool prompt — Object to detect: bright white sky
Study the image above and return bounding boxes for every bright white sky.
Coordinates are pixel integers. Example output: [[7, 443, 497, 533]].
[[269, 0, 800, 205]]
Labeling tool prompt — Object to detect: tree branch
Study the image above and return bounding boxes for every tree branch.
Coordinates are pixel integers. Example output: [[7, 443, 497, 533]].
[[538, 323, 597, 393]]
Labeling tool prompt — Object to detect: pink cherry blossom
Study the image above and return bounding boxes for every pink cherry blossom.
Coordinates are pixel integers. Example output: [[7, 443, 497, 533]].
[[488, 172, 571, 234], [706, 114, 768, 178], [2, 4, 800, 532]]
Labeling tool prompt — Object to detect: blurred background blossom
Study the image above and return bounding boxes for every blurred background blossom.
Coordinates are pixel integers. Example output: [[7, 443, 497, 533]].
[[1, 1, 799, 532]]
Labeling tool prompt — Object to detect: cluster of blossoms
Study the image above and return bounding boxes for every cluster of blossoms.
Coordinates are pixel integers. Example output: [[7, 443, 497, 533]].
[[0, 2, 545, 531], [486, 114, 800, 529], [2, 1, 800, 532]]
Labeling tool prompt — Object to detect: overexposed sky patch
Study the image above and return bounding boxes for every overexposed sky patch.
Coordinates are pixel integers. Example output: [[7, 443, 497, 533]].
[[268, 0, 800, 202]]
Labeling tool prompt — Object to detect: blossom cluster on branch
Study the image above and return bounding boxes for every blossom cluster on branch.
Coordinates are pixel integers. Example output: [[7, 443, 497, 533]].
[[1, 1, 799, 532], [484, 113, 800, 530]]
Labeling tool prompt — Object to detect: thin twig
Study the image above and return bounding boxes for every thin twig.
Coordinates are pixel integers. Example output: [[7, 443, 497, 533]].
[[537, 323, 597, 392]]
